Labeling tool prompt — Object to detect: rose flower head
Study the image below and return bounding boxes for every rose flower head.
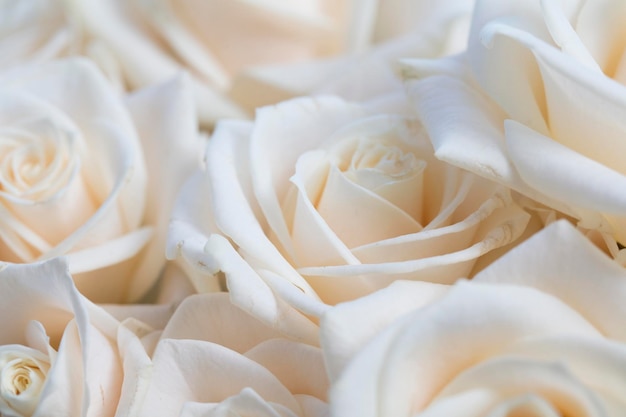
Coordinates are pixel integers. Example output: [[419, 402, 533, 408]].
[[0, 258, 124, 417], [168, 95, 529, 339], [324, 220, 626, 416], [404, 0, 626, 258], [0, 58, 200, 302]]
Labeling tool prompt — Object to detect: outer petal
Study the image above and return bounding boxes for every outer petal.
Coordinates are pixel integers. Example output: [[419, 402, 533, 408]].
[[474, 220, 626, 341], [321, 280, 449, 381], [160, 293, 287, 353], [328, 282, 601, 417], [139, 339, 301, 417], [124, 73, 203, 301]]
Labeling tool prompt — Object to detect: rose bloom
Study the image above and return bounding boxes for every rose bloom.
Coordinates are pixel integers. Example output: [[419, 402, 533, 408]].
[[127, 292, 329, 417], [167, 94, 529, 340], [0, 257, 169, 417], [228, 0, 475, 113], [404, 0, 626, 255], [323, 220, 626, 416], [0, 0, 474, 125], [0, 58, 199, 302]]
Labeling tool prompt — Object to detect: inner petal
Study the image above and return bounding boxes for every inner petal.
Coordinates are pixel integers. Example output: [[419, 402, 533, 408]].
[[316, 165, 422, 248]]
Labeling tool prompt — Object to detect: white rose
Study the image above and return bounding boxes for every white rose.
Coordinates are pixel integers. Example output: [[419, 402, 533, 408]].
[[0, 58, 200, 302], [0, 0, 475, 125], [229, 0, 476, 112], [167, 95, 529, 341], [0, 258, 123, 416], [404, 0, 626, 255], [323, 220, 626, 416], [130, 292, 329, 417]]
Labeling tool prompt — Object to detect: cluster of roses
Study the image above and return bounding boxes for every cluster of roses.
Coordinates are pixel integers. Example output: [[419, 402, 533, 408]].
[[1, 0, 626, 416]]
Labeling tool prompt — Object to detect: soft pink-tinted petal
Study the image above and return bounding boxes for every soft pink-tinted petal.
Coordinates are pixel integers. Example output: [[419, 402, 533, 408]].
[[161, 293, 286, 352], [178, 388, 296, 417], [245, 339, 328, 400], [372, 0, 474, 44], [166, 0, 339, 75], [139, 339, 300, 417], [328, 282, 600, 417]]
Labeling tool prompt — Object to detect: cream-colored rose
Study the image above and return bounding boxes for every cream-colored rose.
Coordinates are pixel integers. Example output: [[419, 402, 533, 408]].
[[0, 257, 177, 416], [167, 95, 529, 340], [228, 0, 475, 112], [0, 58, 200, 302], [404, 0, 626, 257], [126, 292, 328, 417], [0, 0, 475, 125], [323, 220, 626, 416], [0, 258, 123, 416]]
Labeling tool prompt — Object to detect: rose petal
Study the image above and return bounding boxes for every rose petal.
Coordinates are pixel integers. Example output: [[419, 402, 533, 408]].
[[321, 280, 449, 381], [480, 14, 626, 178], [248, 97, 365, 260], [328, 282, 601, 417], [432, 356, 606, 416], [574, 0, 626, 77], [140, 339, 300, 417], [113, 323, 153, 417], [467, 0, 551, 134], [316, 164, 423, 248], [287, 151, 361, 267], [474, 220, 626, 341], [207, 118, 315, 294], [245, 339, 328, 400], [0, 259, 77, 345], [164, 0, 339, 75], [65, 226, 153, 275], [166, 170, 223, 294], [160, 293, 286, 352], [203, 234, 320, 344], [178, 388, 295, 417], [124, 73, 202, 301]]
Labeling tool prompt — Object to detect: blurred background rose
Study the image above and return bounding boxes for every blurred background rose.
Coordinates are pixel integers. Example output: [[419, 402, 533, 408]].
[[0, 0, 475, 126]]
